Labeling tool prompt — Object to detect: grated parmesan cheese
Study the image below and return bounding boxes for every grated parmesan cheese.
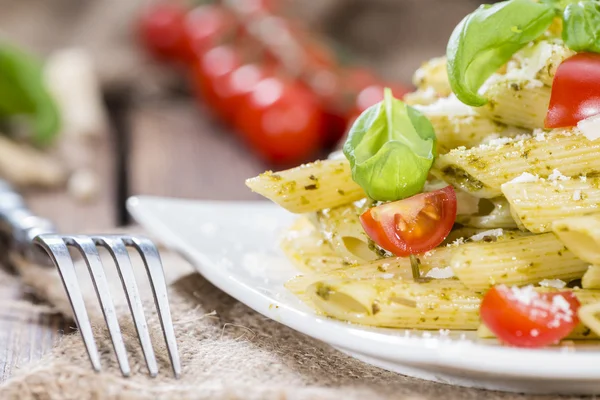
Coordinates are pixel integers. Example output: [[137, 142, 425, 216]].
[[381, 273, 395, 280], [539, 279, 567, 289], [573, 190, 582, 201], [580, 175, 588, 182], [470, 229, 504, 242], [533, 129, 546, 142], [576, 113, 600, 141], [413, 94, 476, 117], [506, 172, 539, 184], [548, 169, 570, 182], [424, 267, 455, 279]]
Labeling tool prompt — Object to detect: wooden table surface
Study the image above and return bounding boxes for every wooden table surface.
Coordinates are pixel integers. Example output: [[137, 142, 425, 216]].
[[0, 92, 268, 381]]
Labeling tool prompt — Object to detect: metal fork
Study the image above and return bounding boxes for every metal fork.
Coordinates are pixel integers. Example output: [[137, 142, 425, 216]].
[[0, 181, 181, 378]]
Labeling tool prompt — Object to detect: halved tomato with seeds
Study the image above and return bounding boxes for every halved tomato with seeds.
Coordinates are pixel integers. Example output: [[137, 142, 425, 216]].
[[359, 186, 457, 257]]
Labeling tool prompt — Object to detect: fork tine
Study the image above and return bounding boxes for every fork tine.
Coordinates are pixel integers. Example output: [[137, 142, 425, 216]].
[[126, 237, 181, 378], [34, 235, 102, 372], [98, 236, 158, 377], [69, 236, 131, 377]]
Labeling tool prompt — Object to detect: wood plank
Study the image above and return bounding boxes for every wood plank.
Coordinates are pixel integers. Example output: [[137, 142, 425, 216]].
[[129, 99, 266, 201]]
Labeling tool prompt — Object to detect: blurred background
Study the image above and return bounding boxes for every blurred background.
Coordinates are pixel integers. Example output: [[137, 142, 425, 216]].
[[0, 0, 483, 232]]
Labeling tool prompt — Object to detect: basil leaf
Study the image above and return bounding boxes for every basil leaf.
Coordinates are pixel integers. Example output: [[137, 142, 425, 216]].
[[540, 0, 578, 11], [0, 44, 60, 146], [563, 1, 600, 53], [447, 0, 556, 107], [343, 88, 437, 202]]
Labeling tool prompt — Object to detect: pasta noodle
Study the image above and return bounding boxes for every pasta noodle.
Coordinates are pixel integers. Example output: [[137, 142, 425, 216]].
[[246, 160, 364, 213], [451, 233, 588, 291], [433, 130, 600, 198], [553, 215, 600, 264], [304, 278, 481, 329], [503, 179, 600, 233], [456, 197, 518, 229]]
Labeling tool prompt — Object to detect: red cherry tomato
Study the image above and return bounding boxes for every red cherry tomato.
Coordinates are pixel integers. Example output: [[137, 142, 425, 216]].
[[138, 3, 187, 62], [191, 46, 242, 119], [360, 186, 457, 257], [480, 285, 580, 348], [236, 77, 322, 165], [546, 53, 600, 128], [181, 5, 237, 62], [217, 64, 271, 126]]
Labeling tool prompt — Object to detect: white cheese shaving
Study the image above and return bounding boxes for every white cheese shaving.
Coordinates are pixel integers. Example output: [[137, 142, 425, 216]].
[[381, 273, 395, 280], [573, 190, 582, 201], [470, 229, 504, 242], [533, 129, 546, 142], [539, 279, 567, 289], [413, 94, 476, 117], [577, 113, 600, 141], [507, 172, 539, 184], [448, 237, 465, 247], [580, 175, 588, 182], [424, 267, 455, 279], [548, 169, 570, 182]]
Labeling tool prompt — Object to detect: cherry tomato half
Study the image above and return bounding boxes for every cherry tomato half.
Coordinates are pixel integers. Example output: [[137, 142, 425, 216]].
[[236, 77, 322, 165], [138, 3, 187, 62], [359, 186, 457, 257], [181, 5, 237, 62], [480, 285, 580, 348], [545, 53, 600, 128], [191, 45, 242, 119]]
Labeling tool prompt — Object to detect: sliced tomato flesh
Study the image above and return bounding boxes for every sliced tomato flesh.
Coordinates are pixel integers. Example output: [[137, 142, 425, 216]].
[[480, 285, 580, 348], [359, 186, 457, 257], [545, 52, 600, 128]]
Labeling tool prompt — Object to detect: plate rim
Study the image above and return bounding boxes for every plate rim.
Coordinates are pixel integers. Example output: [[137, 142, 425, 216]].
[[127, 195, 600, 381]]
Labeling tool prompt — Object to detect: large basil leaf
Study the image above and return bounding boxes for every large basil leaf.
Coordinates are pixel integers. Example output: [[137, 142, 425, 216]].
[[447, 0, 556, 107], [343, 88, 437, 202], [0, 44, 60, 146], [563, 1, 600, 53]]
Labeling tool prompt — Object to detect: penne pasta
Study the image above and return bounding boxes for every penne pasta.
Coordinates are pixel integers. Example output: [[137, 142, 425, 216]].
[[412, 56, 451, 97], [582, 266, 600, 290], [304, 278, 481, 329], [504, 179, 600, 233], [316, 202, 381, 263], [451, 233, 588, 291], [456, 197, 518, 229], [433, 130, 600, 198], [246, 159, 364, 213], [553, 215, 600, 265]]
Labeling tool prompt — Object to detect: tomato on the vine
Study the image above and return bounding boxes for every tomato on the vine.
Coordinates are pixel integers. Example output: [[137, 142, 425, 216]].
[[359, 186, 457, 257], [545, 53, 600, 128], [236, 77, 322, 165], [181, 5, 237, 62], [138, 3, 187, 62], [191, 45, 242, 119], [481, 285, 580, 348]]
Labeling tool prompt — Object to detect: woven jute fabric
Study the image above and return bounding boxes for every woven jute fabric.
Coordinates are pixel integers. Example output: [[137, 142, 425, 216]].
[[0, 241, 575, 400]]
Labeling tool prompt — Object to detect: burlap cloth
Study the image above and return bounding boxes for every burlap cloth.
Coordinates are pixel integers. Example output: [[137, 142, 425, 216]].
[[0, 236, 579, 400]]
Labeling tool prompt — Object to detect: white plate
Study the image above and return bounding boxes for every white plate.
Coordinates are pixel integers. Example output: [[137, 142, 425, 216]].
[[127, 196, 600, 395]]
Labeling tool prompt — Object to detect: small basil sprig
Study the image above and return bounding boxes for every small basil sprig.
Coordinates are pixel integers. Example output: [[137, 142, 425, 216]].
[[343, 88, 437, 202], [563, 1, 600, 53], [447, 0, 556, 106], [0, 44, 60, 147]]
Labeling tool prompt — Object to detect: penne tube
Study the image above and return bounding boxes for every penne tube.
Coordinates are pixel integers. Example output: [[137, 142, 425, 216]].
[[456, 197, 518, 229], [246, 159, 364, 213], [412, 56, 451, 97], [553, 215, 600, 265], [316, 202, 381, 263], [304, 278, 481, 329], [582, 266, 600, 290], [503, 179, 600, 233], [433, 130, 600, 198], [451, 233, 588, 291]]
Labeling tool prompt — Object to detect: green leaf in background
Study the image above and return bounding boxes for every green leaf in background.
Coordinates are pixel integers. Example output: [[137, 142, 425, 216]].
[[446, 0, 556, 107], [540, 0, 579, 11], [343, 88, 437, 202], [0, 44, 60, 147], [563, 1, 600, 53]]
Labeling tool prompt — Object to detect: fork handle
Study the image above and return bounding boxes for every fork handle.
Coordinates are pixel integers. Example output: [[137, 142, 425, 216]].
[[0, 179, 57, 263]]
